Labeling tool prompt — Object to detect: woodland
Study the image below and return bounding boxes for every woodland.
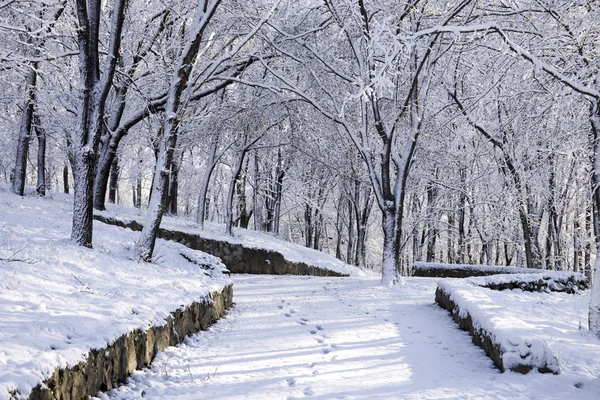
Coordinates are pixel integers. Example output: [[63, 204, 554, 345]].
[[1, 0, 600, 332]]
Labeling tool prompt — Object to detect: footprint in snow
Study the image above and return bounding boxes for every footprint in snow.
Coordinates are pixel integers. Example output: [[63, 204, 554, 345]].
[[286, 378, 296, 387], [285, 313, 291, 317], [314, 337, 324, 344], [316, 325, 324, 330], [289, 309, 296, 314], [303, 387, 315, 396], [298, 320, 307, 326], [322, 347, 332, 354], [300, 317, 309, 322], [309, 330, 317, 334]]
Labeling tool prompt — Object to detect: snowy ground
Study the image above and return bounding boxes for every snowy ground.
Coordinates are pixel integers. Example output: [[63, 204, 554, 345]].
[[96, 275, 600, 400], [0, 186, 231, 399]]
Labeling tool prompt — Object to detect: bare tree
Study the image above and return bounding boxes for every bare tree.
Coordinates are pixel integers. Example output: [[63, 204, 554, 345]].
[[71, 0, 127, 247]]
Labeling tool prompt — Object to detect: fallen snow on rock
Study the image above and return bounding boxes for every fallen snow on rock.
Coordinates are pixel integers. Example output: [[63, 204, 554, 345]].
[[437, 277, 600, 377], [97, 275, 600, 399], [96, 204, 370, 278], [465, 271, 588, 293], [0, 186, 231, 399]]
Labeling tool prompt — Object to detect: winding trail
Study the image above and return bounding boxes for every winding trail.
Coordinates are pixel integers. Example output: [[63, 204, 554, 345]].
[[96, 275, 595, 400]]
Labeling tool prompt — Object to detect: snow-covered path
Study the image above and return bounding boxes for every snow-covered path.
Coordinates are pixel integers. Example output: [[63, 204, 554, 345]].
[[97, 275, 596, 400]]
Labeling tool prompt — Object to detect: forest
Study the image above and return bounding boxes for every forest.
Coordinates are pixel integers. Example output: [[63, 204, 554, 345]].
[[1, 1, 600, 326]]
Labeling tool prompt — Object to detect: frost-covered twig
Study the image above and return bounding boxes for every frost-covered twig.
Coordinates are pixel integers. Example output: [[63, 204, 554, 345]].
[[0, 247, 36, 264]]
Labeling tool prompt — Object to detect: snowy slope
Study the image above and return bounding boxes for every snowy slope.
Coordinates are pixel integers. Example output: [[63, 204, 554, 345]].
[[96, 204, 370, 277], [0, 185, 231, 399], [97, 275, 600, 399]]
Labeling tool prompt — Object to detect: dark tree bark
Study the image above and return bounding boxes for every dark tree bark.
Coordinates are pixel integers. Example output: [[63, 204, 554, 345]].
[[354, 181, 373, 268], [304, 204, 313, 248], [63, 165, 70, 194], [167, 149, 183, 215], [12, 64, 37, 196], [235, 158, 252, 229], [108, 156, 119, 204], [347, 197, 355, 264], [33, 114, 46, 196], [425, 178, 438, 263]]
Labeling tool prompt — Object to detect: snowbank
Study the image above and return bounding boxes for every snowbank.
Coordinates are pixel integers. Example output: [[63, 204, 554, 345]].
[[0, 186, 232, 399]]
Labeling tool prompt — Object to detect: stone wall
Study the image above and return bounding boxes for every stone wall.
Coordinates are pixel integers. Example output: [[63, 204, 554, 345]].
[[94, 215, 346, 277], [411, 262, 531, 278], [27, 285, 233, 400], [435, 286, 558, 374]]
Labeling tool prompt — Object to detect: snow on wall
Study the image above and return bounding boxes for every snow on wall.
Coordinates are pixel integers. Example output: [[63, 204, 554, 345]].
[[413, 261, 533, 273], [437, 279, 561, 374], [96, 207, 371, 278]]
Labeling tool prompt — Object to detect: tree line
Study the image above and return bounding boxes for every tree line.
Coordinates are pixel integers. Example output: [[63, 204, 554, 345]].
[[2, 0, 600, 333]]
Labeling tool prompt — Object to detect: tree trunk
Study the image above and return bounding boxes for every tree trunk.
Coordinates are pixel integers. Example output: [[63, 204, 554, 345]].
[[197, 137, 219, 228], [236, 159, 252, 229], [381, 207, 401, 285], [253, 151, 262, 231], [108, 156, 119, 204], [447, 212, 455, 264], [94, 139, 120, 210], [313, 209, 322, 251], [588, 97, 600, 338], [347, 198, 355, 265], [425, 180, 438, 263], [304, 204, 313, 248], [167, 149, 182, 215], [12, 64, 38, 196], [458, 170, 467, 264], [134, 178, 142, 208], [355, 184, 373, 268], [72, 0, 127, 247], [273, 159, 285, 235], [585, 204, 593, 276], [34, 114, 46, 196], [63, 165, 70, 194], [226, 137, 253, 236]]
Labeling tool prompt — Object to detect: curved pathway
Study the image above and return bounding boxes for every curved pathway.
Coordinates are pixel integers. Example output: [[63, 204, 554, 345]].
[[96, 275, 596, 399]]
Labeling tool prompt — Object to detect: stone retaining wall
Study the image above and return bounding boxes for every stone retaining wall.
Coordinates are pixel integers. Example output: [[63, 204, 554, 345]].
[[27, 285, 233, 400], [435, 286, 558, 374], [411, 262, 531, 278], [94, 215, 346, 277]]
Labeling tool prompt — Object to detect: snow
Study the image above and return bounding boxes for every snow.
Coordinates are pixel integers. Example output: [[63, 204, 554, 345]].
[[2, 185, 600, 399], [413, 261, 534, 274], [96, 205, 369, 278], [463, 271, 587, 292], [0, 185, 231, 399], [96, 275, 600, 399], [438, 279, 561, 373]]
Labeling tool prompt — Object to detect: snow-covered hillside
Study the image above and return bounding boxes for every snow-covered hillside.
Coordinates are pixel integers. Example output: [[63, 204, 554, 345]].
[[0, 186, 231, 399]]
